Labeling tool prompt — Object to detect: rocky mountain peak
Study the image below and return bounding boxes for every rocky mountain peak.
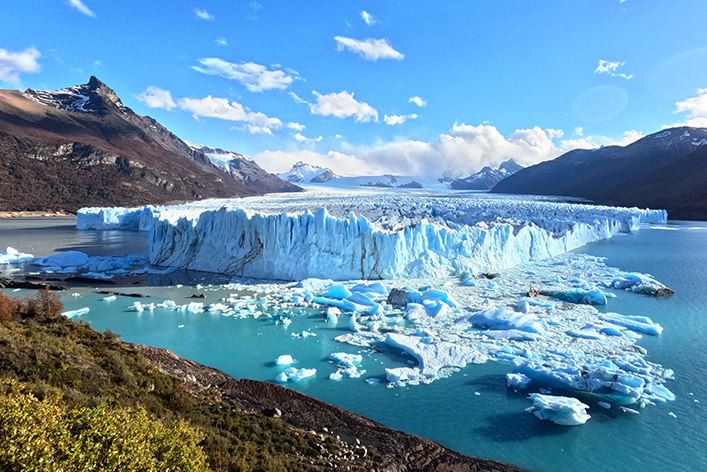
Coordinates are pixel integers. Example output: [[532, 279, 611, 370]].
[[24, 76, 125, 114]]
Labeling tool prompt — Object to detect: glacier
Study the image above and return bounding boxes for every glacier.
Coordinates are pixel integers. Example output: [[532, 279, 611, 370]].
[[77, 189, 666, 280]]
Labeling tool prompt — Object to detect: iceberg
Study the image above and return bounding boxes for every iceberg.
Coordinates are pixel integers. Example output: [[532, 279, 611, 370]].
[[539, 288, 608, 305], [62, 307, 90, 318], [527, 394, 591, 426], [507, 373, 532, 390], [462, 306, 546, 334], [275, 355, 294, 365], [0, 247, 34, 264], [606, 272, 675, 297], [600, 313, 664, 335], [278, 367, 317, 382]]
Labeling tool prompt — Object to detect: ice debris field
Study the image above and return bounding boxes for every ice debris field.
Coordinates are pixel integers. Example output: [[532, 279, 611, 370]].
[[5, 189, 677, 426]]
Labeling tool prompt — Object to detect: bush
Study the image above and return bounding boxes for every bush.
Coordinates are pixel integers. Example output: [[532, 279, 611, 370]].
[[0, 289, 63, 324], [0, 380, 209, 472]]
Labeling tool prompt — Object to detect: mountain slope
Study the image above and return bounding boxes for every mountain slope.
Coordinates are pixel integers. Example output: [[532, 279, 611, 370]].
[[0, 77, 299, 212], [451, 159, 523, 190], [279, 161, 339, 183], [492, 127, 707, 219]]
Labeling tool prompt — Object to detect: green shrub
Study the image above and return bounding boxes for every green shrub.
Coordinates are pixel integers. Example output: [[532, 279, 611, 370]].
[[0, 380, 209, 472]]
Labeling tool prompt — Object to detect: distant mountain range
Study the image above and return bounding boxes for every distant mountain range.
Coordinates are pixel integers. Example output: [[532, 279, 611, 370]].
[[278, 161, 339, 183], [0, 76, 299, 212], [450, 159, 523, 190], [492, 127, 707, 220]]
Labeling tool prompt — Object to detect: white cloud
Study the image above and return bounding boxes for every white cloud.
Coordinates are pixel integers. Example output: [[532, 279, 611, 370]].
[[137, 86, 177, 110], [216, 38, 228, 46], [287, 122, 306, 131], [361, 11, 377, 26], [408, 96, 426, 107], [671, 88, 707, 127], [67, 0, 95, 17], [194, 8, 214, 21], [191, 58, 293, 92], [334, 36, 404, 61], [137, 87, 283, 135], [594, 59, 634, 79], [310, 90, 378, 122], [252, 123, 645, 177], [294, 132, 323, 143], [0, 47, 40, 83], [383, 113, 418, 125]]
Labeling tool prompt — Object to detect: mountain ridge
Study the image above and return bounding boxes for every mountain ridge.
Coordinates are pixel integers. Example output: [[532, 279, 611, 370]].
[[0, 76, 299, 212], [491, 127, 707, 220], [451, 158, 524, 190]]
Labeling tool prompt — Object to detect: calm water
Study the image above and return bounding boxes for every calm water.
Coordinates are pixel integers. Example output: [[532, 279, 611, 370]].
[[2, 218, 706, 472]]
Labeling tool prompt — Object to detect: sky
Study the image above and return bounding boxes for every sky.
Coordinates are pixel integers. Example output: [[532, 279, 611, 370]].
[[1, 0, 706, 177]]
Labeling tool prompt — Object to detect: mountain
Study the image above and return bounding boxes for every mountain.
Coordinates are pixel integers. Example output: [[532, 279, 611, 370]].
[[188, 144, 299, 194], [450, 159, 523, 190], [492, 127, 707, 220], [279, 161, 339, 183], [0, 76, 299, 212]]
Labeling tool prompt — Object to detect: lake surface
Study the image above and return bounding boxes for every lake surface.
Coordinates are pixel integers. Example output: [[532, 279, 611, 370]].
[[2, 218, 706, 472]]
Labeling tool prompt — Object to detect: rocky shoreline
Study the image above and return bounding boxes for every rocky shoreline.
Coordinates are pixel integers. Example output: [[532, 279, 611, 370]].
[[135, 343, 519, 471]]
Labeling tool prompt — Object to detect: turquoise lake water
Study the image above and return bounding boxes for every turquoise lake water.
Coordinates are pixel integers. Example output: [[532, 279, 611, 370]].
[[2, 219, 706, 471]]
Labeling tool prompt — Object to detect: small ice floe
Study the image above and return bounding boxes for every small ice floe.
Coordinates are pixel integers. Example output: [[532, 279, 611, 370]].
[[102, 295, 117, 302], [349, 314, 361, 332], [291, 330, 316, 338], [62, 307, 90, 319], [0, 247, 34, 264], [275, 355, 294, 365], [276, 367, 316, 383], [506, 373, 532, 390], [461, 306, 546, 334], [71, 293, 81, 297], [527, 394, 591, 426], [177, 324, 185, 328], [325, 283, 353, 300], [385, 367, 423, 383], [328, 352, 365, 380], [536, 288, 608, 306], [600, 313, 664, 335], [606, 272, 674, 297], [668, 411, 677, 418], [620, 406, 640, 415], [350, 282, 388, 296], [325, 307, 340, 323], [598, 401, 612, 410]]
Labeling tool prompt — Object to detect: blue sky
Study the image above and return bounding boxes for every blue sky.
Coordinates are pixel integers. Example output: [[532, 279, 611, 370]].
[[1, 0, 706, 176]]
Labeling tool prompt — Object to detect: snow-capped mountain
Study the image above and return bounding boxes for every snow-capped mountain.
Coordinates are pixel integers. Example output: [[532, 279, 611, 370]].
[[0, 76, 300, 211], [493, 126, 707, 220], [279, 162, 339, 183], [450, 159, 524, 190]]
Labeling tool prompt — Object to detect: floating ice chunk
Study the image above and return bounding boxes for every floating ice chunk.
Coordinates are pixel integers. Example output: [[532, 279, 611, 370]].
[[295, 278, 334, 292], [282, 367, 316, 382], [541, 288, 608, 305], [62, 307, 89, 318], [527, 394, 591, 425], [326, 307, 340, 323], [350, 282, 388, 295], [463, 306, 546, 334], [600, 326, 624, 337], [607, 273, 674, 296], [405, 303, 428, 323], [422, 300, 449, 318], [326, 283, 353, 300], [275, 372, 288, 383], [275, 355, 294, 365], [36, 251, 89, 269], [421, 288, 459, 308], [507, 373, 531, 390], [600, 313, 664, 335], [101, 295, 117, 302], [349, 314, 361, 332], [598, 401, 611, 409], [312, 296, 358, 312], [329, 352, 363, 368], [345, 292, 379, 307], [385, 367, 423, 383], [0, 247, 34, 264], [159, 300, 177, 309], [385, 333, 487, 378]]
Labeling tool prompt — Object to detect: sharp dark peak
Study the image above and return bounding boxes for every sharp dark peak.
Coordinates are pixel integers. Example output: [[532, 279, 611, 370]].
[[23, 76, 125, 114]]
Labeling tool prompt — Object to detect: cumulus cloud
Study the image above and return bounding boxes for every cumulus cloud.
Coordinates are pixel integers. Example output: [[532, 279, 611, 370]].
[[310, 90, 378, 122], [671, 88, 707, 127], [191, 58, 293, 92], [383, 113, 418, 125], [287, 122, 306, 131], [594, 59, 634, 79], [136, 86, 177, 110], [334, 36, 404, 61], [137, 87, 283, 135], [216, 38, 228, 46], [194, 8, 214, 20], [0, 47, 40, 83], [252, 123, 646, 177], [408, 96, 426, 107], [67, 0, 95, 17], [294, 132, 323, 143], [361, 11, 377, 25]]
